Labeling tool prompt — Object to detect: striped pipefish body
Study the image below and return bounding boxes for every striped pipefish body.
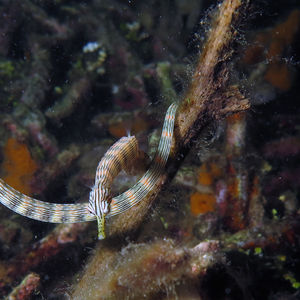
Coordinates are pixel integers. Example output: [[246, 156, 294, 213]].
[[109, 103, 177, 215], [0, 178, 95, 223], [88, 135, 149, 239], [0, 103, 177, 239]]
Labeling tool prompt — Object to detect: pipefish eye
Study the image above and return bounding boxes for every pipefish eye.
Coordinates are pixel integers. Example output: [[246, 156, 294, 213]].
[[89, 190, 95, 201], [102, 200, 109, 214]]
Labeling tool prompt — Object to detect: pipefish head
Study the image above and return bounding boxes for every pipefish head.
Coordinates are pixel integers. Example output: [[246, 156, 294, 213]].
[[88, 185, 111, 240]]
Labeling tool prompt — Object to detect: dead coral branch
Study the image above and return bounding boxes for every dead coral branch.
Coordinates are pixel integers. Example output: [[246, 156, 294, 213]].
[[106, 0, 250, 239], [73, 0, 250, 298], [73, 239, 220, 300]]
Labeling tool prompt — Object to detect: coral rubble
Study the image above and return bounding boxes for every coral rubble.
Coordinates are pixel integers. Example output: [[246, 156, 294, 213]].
[[0, 0, 299, 299]]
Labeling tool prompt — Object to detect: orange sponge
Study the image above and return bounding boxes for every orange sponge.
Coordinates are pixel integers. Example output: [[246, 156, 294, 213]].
[[190, 192, 216, 216], [1, 138, 37, 195]]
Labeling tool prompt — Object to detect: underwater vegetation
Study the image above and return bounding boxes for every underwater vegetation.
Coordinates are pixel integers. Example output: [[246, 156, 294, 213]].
[[0, 0, 300, 299]]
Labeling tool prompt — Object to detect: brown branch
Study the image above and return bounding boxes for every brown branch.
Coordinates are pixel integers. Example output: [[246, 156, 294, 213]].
[[177, 0, 249, 143], [5, 273, 40, 300], [106, 0, 250, 239], [0, 223, 92, 295], [72, 0, 251, 297]]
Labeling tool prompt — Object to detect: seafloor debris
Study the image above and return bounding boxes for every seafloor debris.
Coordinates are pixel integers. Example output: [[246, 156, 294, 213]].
[[0, 0, 299, 299], [72, 239, 221, 299], [6, 273, 40, 300], [0, 223, 93, 294]]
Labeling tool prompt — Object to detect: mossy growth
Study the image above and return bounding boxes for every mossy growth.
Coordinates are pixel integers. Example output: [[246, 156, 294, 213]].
[[0, 60, 15, 78], [284, 273, 300, 289], [0, 58, 23, 111]]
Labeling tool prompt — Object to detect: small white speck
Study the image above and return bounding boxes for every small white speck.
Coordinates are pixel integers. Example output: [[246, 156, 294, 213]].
[[83, 42, 100, 53], [112, 85, 119, 94]]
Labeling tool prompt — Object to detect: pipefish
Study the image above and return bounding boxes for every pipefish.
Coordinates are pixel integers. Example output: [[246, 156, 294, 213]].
[[0, 103, 177, 239]]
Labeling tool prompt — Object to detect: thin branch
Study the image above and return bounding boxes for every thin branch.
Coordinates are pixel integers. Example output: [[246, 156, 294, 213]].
[[106, 0, 250, 239]]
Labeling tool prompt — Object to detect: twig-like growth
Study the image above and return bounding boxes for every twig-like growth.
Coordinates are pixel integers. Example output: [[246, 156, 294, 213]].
[[0, 223, 91, 293], [73, 0, 251, 298], [105, 0, 250, 238], [5, 273, 40, 300]]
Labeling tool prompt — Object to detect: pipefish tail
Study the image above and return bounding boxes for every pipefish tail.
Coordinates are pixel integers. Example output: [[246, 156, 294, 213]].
[[0, 178, 95, 223], [0, 103, 177, 238]]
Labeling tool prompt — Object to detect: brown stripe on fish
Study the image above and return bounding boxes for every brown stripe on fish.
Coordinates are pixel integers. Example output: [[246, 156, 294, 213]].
[[0, 178, 95, 223], [0, 103, 177, 240], [108, 103, 177, 217]]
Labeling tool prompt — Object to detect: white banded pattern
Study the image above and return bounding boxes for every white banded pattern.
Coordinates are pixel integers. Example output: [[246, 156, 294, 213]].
[[88, 136, 148, 239], [0, 178, 94, 223], [109, 103, 177, 215], [0, 103, 177, 239]]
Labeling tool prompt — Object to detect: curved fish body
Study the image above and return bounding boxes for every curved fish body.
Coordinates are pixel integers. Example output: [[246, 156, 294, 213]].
[[0, 103, 177, 239]]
